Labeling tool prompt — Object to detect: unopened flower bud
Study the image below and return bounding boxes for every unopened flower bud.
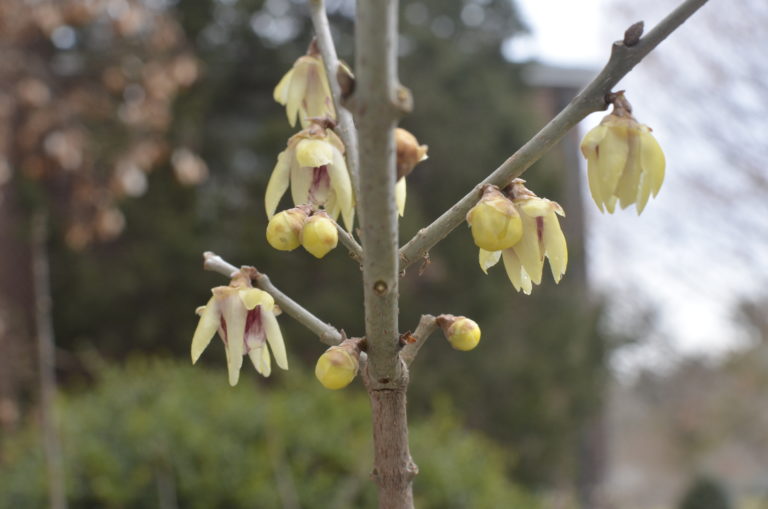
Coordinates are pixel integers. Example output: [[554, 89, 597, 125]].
[[395, 128, 428, 180], [439, 315, 481, 351], [315, 345, 359, 390], [466, 186, 523, 251], [301, 212, 338, 258], [266, 208, 308, 251]]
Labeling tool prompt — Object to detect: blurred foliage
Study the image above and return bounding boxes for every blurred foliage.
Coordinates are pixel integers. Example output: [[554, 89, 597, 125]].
[[16, 0, 618, 492], [0, 360, 537, 508], [678, 476, 731, 509]]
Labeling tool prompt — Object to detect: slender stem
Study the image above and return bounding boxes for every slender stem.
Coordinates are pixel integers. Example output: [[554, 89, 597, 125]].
[[335, 223, 363, 263], [400, 314, 438, 366], [31, 213, 68, 509], [398, 0, 709, 271], [309, 0, 360, 200], [203, 252, 342, 346]]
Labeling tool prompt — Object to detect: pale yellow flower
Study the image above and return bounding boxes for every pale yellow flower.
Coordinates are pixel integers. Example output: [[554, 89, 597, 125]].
[[273, 53, 335, 129], [580, 99, 665, 214], [191, 273, 287, 386], [479, 180, 567, 295], [265, 123, 354, 230]]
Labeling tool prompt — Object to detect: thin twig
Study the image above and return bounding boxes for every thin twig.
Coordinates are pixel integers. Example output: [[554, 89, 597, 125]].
[[203, 252, 343, 346], [400, 314, 438, 366], [335, 223, 363, 263], [398, 0, 709, 271], [308, 0, 360, 200]]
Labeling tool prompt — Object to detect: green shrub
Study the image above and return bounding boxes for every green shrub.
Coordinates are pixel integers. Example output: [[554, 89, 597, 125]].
[[0, 359, 536, 508], [678, 476, 731, 509]]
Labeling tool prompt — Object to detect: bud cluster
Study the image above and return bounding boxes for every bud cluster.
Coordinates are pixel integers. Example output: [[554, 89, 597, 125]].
[[266, 206, 339, 259]]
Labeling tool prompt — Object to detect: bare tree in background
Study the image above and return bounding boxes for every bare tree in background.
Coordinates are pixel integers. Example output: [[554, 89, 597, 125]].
[[0, 1, 200, 506]]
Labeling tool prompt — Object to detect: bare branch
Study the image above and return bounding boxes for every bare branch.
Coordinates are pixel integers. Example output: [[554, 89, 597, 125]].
[[202, 251, 343, 346], [308, 0, 360, 199], [398, 0, 709, 271], [335, 222, 363, 263], [400, 314, 438, 366]]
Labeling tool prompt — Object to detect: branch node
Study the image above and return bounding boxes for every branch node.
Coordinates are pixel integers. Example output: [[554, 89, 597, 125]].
[[393, 85, 413, 115]]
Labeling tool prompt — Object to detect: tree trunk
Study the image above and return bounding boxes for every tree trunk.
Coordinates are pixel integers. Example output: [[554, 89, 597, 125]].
[[31, 212, 68, 509]]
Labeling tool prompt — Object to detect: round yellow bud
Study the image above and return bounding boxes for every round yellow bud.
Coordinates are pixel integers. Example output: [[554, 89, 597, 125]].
[[301, 214, 338, 258], [266, 208, 307, 251], [315, 346, 359, 390], [446, 317, 481, 351], [466, 189, 523, 251]]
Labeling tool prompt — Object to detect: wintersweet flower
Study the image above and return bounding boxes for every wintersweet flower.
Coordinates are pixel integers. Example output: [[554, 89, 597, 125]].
[[191, 271, 288, 386], [315, 345, 359, 390], [300, 212, 338, 258], [580, 93, 665, 214], [394, 128, 428, 216], [265, 121, 354, 230], [273, 47, 335, 129], [479, 180, 567, 295], [466, 185, 523, 251]]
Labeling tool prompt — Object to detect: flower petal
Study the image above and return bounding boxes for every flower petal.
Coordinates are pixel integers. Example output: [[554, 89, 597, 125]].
[[248, 346, 271, 377], [596, 123, 629, 200], [239, 288, 274, 311], [191, 296, 219, 364], [290, 165, 313, 207], [587, 158, 605, 212], [262, 308, 288, 370], [286, 61, 309, 128], [640, 128, 665, 197], [273, 68, 293, 105], [265, 149, 293, 219], [395, 177, 406, 217], [615, 130, 642, 209], [329, 147, 355, 230], [296, 139, 333, 167], [543, 211, 568, 283], [217, 290, 246, 386], [513, 214, 543, 285], [479, 248, 501, 274]]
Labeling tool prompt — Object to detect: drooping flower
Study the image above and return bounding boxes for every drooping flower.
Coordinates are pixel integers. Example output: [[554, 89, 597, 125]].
[[466, 185, 522, 251], [315, 344, 359, 390], [394, 128, 428, 216], [265, 121, 354, 230], [438, 315, 482, 351], [478, 180, 568, 295], [580, 93, 665, 214], [273, 47, 335, 129], [191, 270, 288, 386], [300, 212, 338, 258]]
